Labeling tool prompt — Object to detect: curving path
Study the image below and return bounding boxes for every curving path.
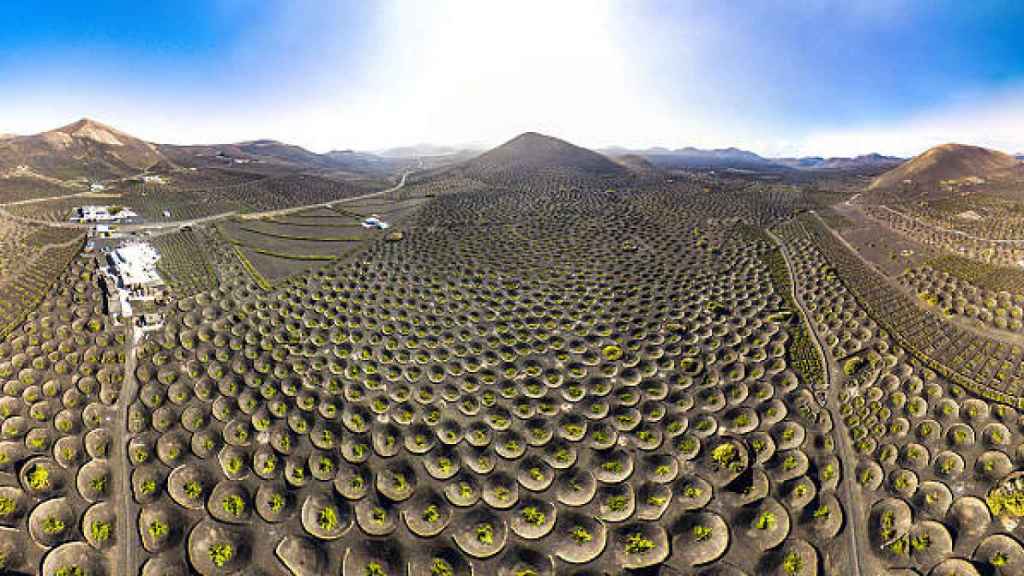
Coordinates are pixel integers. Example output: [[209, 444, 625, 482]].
[[873, 203, 1024, 245], [766, 224, 865, 576], [0, 167, 418, 232], [101, 164, 419, 574]]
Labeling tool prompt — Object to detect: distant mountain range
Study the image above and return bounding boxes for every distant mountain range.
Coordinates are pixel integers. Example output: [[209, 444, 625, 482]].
[[0, 118, 407, 182], [7, 118, 1021, 191], [772, 153, 903, 171], [610, 154, 658, 173], [600, 146, 777, 171], [158, 139, 396, 175], [599, 145, 902, 173]]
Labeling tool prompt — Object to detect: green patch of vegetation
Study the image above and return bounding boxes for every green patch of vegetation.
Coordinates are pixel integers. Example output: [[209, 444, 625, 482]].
[[987, 484, 1024, 517], [692, 524, 713, 542], [221, 494, 245, 517], [782, 552, 803, 575], [148, 519, 169, 539], [210, 542, 234, 567], [26, 464, 50, 491], [571, 525, 593, 544], [421, 503, 441, 523], [430, 558, 454, 576], [475, 522, 494, 545], [755, 511, 776, 530], [42, 516, 65, 534], [318, 506, 338, 531], [624, 533, 656, 554], [601, 344, 624, 361], [91, 520, 111, 543], [520, 506, 545, 525], [0, 496, 15, 516]]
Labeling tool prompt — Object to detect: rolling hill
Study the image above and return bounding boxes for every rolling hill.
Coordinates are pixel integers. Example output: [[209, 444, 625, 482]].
[[644, 147, 781, 171], [774, 153, 902, 172], [462, 132, 628, 179], [0, 118, 409, 185], [0, 118, 168, 181], [159, 140, 395, 175], [612, 153, 659, 173], [869, 143, 1020, 190]]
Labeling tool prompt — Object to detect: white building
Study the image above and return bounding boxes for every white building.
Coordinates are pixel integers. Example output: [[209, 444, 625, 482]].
[[103, 242, 166, 329], [110, 243, 162, 291], [72, 205, 139, 223]]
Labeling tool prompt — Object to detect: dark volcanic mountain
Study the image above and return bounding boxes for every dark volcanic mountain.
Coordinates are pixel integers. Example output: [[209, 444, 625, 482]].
[[612, 154, 659, 173], [774, 153, 902, 172], [159, 140, 395, 175], [1, 118, 405, 182], [642, 147, 784, 172], [869, 143, 1020, 190], [0, 118, 168, 181], [821, 153, 903, 171], [462, 132, 628, 178]]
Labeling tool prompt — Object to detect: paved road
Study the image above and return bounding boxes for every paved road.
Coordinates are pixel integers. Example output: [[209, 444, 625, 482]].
[[768, 222, 864, 576], [238, 167, 414, 221], [0, 167, 417, 231]]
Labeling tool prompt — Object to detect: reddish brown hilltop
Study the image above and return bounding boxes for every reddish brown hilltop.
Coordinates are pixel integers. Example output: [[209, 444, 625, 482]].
[[612, 153, 659, 173], [462, 131, 628, 179], [869, 143, 1019, 190], [0, 118, 168, 180]]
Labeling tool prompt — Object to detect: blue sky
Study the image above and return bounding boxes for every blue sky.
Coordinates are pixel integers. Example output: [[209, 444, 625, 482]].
[[3, 1, 1024, 156]]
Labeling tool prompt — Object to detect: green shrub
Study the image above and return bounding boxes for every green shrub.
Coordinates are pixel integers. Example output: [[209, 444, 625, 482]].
[[210, 542, 234, 567]]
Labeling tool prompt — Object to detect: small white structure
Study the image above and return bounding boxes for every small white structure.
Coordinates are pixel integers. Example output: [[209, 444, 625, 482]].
[[72, 205, 138, 223], [143, 175, 165, 184], [90, 183, 106, 192], [361, 216, 391, 230]]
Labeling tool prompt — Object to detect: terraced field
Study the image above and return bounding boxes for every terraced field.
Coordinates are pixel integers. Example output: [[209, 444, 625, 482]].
[[4, 152, 1024, 575], [0, 216, 85, 340], [151, 229, 219, 299], [776, 212, 1024, 576], [93, 169, 862, 576]]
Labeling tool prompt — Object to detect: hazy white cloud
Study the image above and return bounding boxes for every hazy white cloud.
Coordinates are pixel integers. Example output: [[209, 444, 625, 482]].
[[4, 0, 1024, 157], [277, 0, 691, 151], [791, 84, 1024, 158]]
